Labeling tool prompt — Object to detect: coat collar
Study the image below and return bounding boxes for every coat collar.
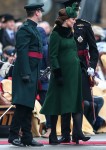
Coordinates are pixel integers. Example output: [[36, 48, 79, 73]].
[[54, 25, 73, 38]]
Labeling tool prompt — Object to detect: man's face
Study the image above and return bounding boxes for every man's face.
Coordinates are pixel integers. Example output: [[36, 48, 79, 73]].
[[35, 10, 43, 22], [6, 20, 15, 30]]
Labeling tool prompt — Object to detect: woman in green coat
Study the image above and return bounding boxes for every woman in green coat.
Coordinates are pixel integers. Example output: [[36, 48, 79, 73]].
[[40, 3, 87, 144]]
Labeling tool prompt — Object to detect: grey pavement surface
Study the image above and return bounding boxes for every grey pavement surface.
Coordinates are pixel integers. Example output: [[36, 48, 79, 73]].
[[0, 134, 106, 150]]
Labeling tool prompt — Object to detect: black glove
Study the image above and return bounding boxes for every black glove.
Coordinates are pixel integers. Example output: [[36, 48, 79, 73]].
[[22, 75, 30, 83], [53, 68, 64, 86]]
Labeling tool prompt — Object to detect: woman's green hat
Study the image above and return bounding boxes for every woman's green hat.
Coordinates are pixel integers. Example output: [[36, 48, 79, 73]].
[[66, 2, 77, 18]]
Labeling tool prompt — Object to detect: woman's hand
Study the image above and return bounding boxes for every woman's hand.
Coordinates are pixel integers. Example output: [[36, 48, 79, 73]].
[[53, 68, 64, 86]]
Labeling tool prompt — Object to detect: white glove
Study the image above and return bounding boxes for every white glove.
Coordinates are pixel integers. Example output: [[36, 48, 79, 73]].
[[87, 67, 94, 76]]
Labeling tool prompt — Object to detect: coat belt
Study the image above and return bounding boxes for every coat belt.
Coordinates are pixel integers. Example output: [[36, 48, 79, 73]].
[[28, 52, 43, 59]]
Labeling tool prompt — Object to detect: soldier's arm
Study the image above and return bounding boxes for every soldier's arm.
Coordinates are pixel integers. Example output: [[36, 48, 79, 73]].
[[16, 27, 31, 77], [86, 23, 99, 70]]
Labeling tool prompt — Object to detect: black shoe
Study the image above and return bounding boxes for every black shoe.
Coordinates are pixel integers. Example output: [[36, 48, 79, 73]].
[[8, 138, 24, 147], [49, 133, 60, 145], [72, 135, 90, 144], [58, 137, 71, 143], [22, 139, 43, 146]]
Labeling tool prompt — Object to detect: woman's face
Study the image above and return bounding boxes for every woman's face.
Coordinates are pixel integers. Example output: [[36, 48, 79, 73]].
[[65, 18, 76, 28]]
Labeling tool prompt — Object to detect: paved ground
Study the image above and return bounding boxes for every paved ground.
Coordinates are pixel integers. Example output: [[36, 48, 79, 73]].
[[0, 145, 106, 150], [0, 134, 106, 150]]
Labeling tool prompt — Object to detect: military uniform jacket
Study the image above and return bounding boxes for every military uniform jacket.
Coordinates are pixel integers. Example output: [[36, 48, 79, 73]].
[[12, 19, 42, 109], [74, 19, 99, 100], [74, 19, 99, 70]]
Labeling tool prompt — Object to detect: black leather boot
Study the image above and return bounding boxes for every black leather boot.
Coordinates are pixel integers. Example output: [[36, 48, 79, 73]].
[[59, 113, 71, 143], [49, 115, 59, 145], [49, 133, 59, 145], [72, 113, 90, 144], [72, 134, 90, 144], [8, 138, 24, 147]]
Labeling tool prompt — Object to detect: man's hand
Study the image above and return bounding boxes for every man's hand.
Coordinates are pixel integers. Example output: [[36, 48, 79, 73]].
[[87, 67, 94, 76]]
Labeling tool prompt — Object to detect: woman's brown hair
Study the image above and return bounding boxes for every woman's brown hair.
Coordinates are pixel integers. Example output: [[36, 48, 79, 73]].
[[55, 9, 69, 26]]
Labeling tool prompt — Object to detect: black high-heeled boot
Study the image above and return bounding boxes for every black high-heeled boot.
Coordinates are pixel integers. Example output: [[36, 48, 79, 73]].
[[49, 133, 59, 145], [72, 134, 90, 144], [72, 113, 90, 144], [49, 115, 59, 145], [59, 113, 71, 143]]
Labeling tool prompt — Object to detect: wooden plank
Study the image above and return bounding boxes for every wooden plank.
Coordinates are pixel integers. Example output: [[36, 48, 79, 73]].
[[8, 114, 13, 125], [0, 111, 14, 115], [2, 115, 8, 125]]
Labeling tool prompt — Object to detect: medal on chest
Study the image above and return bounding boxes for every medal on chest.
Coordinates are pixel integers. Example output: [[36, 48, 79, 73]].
[[77, 36, 83, 43]]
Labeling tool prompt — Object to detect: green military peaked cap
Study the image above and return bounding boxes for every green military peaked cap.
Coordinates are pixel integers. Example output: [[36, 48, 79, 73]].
[[24, 3, 44, 12], [66, 2, 78, 18]]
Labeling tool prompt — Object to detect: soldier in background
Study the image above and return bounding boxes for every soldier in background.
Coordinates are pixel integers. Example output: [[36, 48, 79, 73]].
[[37, 22, 51, 138], [0, 14, 16, 48]]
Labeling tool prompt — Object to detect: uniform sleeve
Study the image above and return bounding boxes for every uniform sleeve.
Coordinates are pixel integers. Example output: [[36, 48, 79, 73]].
[[43, 45, 49, 67], [16, 27, 31, 77], [86, 24, 99, 70], [49, 31, 60, 70]]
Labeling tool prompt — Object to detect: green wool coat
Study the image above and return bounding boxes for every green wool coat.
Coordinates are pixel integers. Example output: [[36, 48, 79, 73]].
[[12, 19, 42, 109], [40, 25, 83, 115]]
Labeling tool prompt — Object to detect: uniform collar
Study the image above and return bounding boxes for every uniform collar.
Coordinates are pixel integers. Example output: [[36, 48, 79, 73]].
[[27, 19, 37, 26]]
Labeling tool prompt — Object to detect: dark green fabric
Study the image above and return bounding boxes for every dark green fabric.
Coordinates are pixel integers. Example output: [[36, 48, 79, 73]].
[[66, 3, 77, 18], [40, 25, 83, 115], [12, 19, 42, 109]]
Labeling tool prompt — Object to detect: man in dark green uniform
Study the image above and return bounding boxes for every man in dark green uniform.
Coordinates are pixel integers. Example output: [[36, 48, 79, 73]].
[[8, 3, 44, 147]]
